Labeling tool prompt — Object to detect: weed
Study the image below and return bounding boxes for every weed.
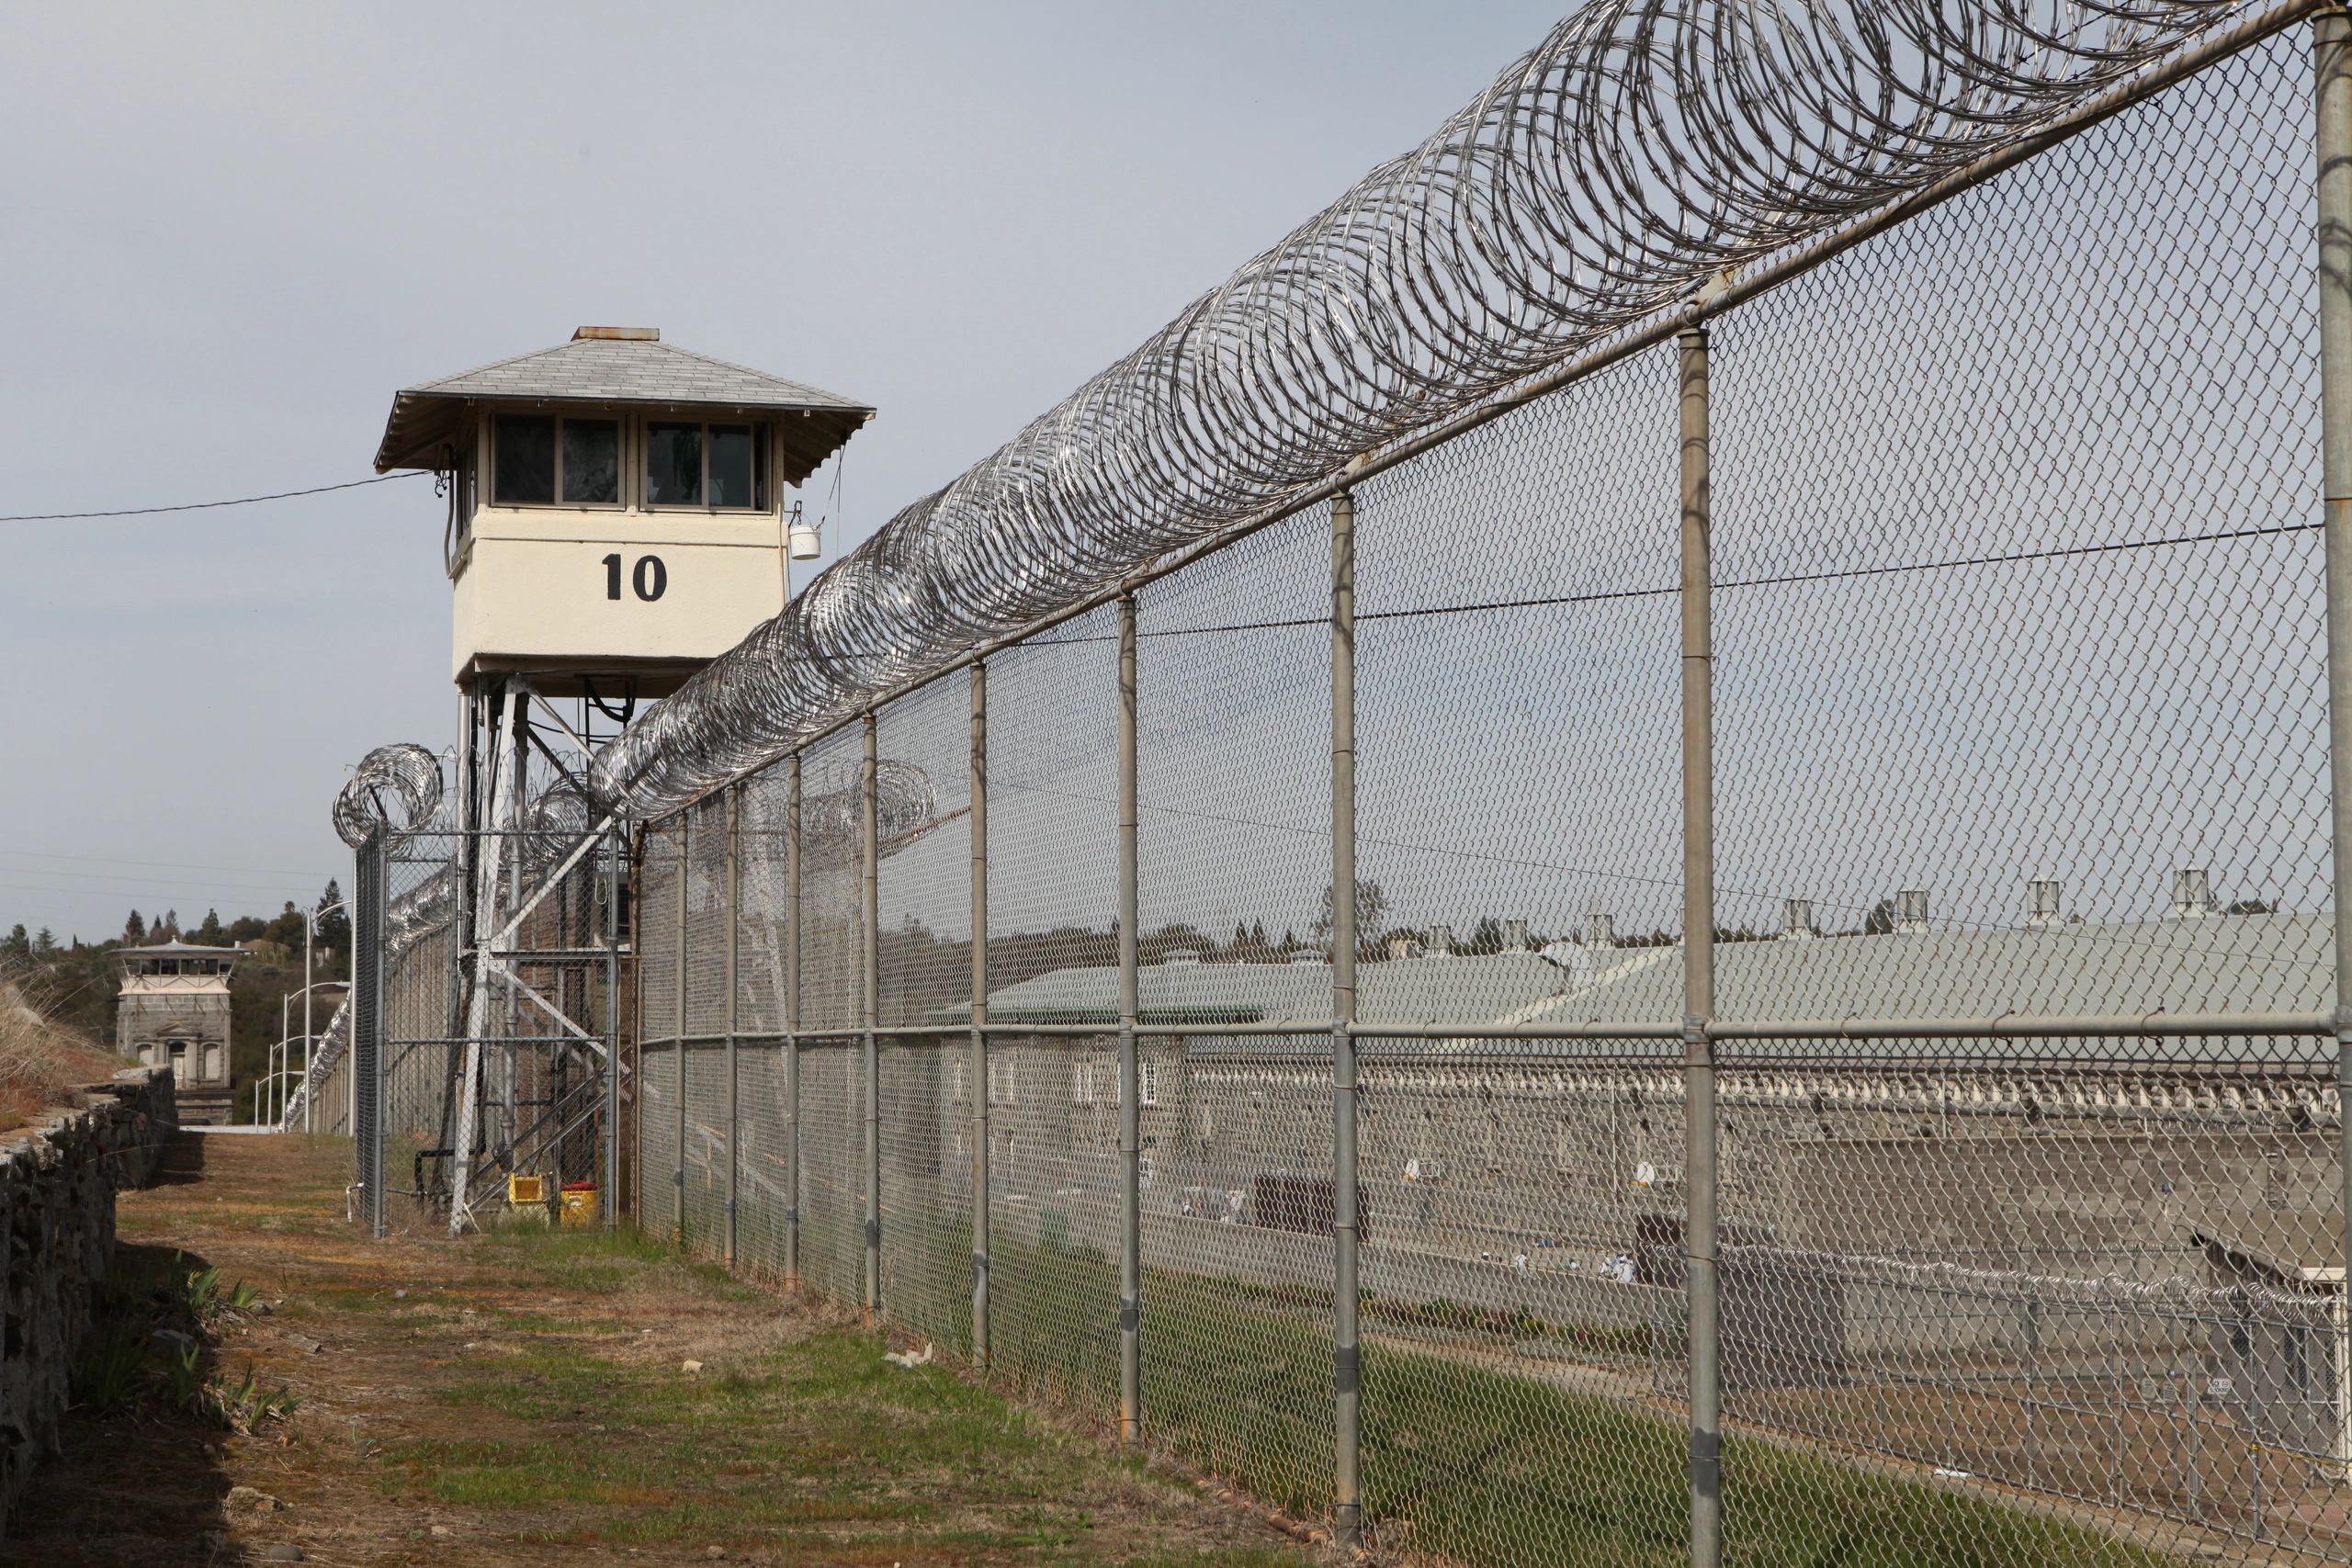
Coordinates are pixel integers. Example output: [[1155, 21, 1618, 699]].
[[199, 1362, 303, 1433], [160, 1341, 205, 1410], [67, 1320, 150, 1414]]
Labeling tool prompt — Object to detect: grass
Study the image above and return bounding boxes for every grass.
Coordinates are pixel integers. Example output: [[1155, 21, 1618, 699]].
[[366, 1224, 1306, 1565], [693, 1210, 2181, 1568]]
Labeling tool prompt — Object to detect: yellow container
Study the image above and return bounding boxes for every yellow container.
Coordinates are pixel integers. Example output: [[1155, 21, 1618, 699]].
[[507, 1172, 548, 1206], [560, 1183, 598, 1228]]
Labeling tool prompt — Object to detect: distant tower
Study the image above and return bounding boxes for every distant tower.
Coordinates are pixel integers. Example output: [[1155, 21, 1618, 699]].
[[117, 942, 238, 1125]]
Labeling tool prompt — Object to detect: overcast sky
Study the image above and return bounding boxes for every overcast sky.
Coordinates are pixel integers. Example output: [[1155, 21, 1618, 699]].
[[0, 2, 1571, 943]]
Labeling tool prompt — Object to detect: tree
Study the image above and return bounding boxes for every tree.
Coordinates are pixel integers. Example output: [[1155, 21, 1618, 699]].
[[316, 881, 350, 951], [2, 924, 27, 959], [1310, 879, 1390, 946], [264, 901, 304, 950], [32, 928, 56, 957], [124, 909, 146, 942], [195, 908, 224, 945], [1862, 899, 1895, 936], [160, 908, 180, 941]]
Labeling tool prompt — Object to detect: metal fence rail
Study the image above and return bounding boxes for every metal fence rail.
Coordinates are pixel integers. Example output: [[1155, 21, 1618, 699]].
[[520, 11, 2352, 1566]]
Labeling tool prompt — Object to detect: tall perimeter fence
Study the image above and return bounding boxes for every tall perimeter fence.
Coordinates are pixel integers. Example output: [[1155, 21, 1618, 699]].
[[360, 4, 2352, 1563]]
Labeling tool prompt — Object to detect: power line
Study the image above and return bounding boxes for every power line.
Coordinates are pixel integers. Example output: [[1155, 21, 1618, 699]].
[[0, 471, 425, 523], [0, 847, 331, 878]]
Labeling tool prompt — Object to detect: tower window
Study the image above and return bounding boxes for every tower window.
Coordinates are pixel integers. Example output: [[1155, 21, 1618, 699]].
[[494, 414, 622, 506], [709, 424, 757, 506], [645, 423, 702, 505], [493, 415, 556, 504], [646, 420, 767, 511], [561, 420, 620, 503]]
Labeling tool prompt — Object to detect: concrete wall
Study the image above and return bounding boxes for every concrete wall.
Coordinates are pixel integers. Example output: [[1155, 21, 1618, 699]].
[[0, 1068, 177, 1534]]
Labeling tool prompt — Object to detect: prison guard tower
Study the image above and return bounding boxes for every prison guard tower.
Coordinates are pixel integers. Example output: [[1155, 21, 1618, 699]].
[[116, 942, 238, 1125], [372, 326, 871, 1225]]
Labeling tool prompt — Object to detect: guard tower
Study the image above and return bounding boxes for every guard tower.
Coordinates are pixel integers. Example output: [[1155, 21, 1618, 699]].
[[368, 328, 869, 1228], [374, 325, 873, 707], [117, 942, 238, 1125]]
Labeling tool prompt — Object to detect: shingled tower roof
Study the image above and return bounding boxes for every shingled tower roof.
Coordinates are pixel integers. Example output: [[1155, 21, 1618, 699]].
[[374, 327, 872, 485]]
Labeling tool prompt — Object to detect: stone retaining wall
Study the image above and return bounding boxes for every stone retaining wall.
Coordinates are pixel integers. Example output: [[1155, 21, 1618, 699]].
[[0, 1068, 177, 1532]]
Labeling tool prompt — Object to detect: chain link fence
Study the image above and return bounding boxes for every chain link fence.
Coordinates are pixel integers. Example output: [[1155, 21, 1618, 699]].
[[543, 15, 2352, 1564]]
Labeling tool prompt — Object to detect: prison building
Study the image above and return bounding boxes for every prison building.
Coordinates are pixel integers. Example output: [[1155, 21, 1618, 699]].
[[116, 941, 239, 1125], [899, 901, 2346, 1503], [2193, 1206, 2348, 1476]]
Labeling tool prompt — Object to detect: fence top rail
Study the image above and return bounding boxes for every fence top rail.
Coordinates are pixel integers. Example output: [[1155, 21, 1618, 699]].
[[595, 0, 2312, 824]]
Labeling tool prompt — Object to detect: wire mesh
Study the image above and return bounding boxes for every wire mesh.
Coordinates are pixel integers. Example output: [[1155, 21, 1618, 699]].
[[985, 1034, 1123, 1427], [797, 1040, 865, 1303], [1699, 30, 2348, 1562], [636, 824, 681, 1241], [587, 18, 2352, 1565], [878, 1039, 970, 1356]]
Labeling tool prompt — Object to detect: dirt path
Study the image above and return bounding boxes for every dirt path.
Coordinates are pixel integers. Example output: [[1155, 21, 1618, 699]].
[[4, 1134, 1316, 1568]]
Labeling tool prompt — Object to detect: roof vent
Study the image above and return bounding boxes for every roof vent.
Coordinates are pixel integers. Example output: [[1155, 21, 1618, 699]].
[[2026, 878, 2063, 930], [1162, 950, 1202, 967], [1502, 919, 1530, 952], [572, 325, 660, 341], [2173, 865, 2217, 919], [1780, 898, 1815, 941], [1894, 888, 1929, 934], [1426, 923, 1453, 957], [1585, 913, 1616, 949], [1288, 948, 1329, 965]]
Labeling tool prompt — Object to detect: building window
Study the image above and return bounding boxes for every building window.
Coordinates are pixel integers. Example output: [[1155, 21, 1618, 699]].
[[493, 415, 556, 503], [988, 1055, 1016, 1105], [168, 1043, 187, 1083], [1074, 1059, 1098, 1104], [493, 414, 622, 506], [645, 420, 767, 511], [645, 423, 701, 505], [562, 420, 620, 502]]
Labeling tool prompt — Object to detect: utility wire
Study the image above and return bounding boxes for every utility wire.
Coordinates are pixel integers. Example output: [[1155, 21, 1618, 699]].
[[0, 471, 426, 523]]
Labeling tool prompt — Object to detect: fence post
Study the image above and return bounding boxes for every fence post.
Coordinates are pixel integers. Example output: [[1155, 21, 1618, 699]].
[[786, 752, 803, 1289], [674, 815, 689, 1248], [1117, 591, 1143, 1448], [2313, 5, 2352, 1416], [353, 830, 387, 1239], [1329, 489, 1363, 1547], [604, 818, 622, 1229], [971, 660, 991, 1367], [725, 781, 741, 1269], [1679, 320, 1722, 1568], [863, 711, 883, 1320]]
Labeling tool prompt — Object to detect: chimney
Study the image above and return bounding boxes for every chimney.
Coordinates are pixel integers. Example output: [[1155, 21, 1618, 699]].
[[2026, 878, 2062, 930], [1426, 923, 1453, 956], [572, 325, 660, 341], [1585, 913, 1615, 949], [1780, 897, 1815, 941], [2172, 865, 2216, 919], [1894, 888, 1929, 934], [1502, 919, 1530, 952]]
